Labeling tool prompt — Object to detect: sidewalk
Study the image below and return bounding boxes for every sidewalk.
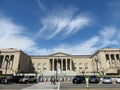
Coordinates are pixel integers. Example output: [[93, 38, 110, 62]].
[[22, 82, 60, 90]]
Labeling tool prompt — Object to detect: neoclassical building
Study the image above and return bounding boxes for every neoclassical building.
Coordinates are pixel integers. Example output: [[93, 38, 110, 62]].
[[0, 48, 120, 78]]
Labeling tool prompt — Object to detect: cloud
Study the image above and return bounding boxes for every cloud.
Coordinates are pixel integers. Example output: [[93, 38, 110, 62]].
[[0, 16, 36, 51], [36, 0, 47, 13], [37, 7, 91, 39], [31, 26, 120, 55], [99, 27, 119, 47], [0, 14, 119, 55]]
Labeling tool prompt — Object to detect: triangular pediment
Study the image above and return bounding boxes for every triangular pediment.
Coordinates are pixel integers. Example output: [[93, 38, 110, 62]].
[[48, 52, 71, 57]]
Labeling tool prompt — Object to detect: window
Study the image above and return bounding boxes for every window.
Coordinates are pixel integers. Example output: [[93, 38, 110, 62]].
[[74, 63, 77, 70], [0, 55, 4, 68], [37, 63, 41, 70], [85, 63, 88, 69], [105, 54, 109, 60], [43, 63, 47, 70], [111, 54, 115, 60], [116, 54, 120, 60], [79, 63, 82, 69]]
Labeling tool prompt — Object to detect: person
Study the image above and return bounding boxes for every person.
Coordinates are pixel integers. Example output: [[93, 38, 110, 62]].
[[50, 76, 56, 85], [53, 77, 56, 85], [50, 76, 53, 84]]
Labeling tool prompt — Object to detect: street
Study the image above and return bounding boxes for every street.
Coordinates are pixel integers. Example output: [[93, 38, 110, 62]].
[[0, 82, 120, 90], [60, 82, 120, 90], [0, 83, 34, 90]]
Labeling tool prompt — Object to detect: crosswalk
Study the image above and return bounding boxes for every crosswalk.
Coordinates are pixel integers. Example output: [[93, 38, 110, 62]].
[[21, 82, 59, 90]]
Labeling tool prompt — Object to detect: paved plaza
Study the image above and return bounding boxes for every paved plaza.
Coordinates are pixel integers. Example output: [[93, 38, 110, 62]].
[[21, 82, 59, 90]]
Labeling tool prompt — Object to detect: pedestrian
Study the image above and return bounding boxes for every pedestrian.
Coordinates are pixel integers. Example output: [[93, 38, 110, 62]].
[[50, 76, 54, 85], [53, 77, 56, 85]]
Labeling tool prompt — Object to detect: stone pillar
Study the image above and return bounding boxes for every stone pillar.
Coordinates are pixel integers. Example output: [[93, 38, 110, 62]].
[[114, 54, 117, 67], [49, 59, 50, 71], [109, 54, 112, 68], [52, 59, 54, 71]]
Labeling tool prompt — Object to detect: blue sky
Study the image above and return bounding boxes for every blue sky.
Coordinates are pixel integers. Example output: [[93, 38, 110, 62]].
[[0, 0, 120, 55]]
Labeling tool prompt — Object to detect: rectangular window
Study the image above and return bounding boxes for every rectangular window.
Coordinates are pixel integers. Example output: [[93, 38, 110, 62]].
[[116, 54, 120, 60], [0, 55, 4, 68], [79, 63, 82, 69], [111, 54, 115, 60], [74, 63, 77, 70], [43, 63, 47, 70], [105, 54, 109, 60], [85, 63, 88, 69]]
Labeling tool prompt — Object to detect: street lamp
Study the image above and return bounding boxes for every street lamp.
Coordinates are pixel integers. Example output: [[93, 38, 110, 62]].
[[55, 59, 60, 82], [95, 58, 99, 73]]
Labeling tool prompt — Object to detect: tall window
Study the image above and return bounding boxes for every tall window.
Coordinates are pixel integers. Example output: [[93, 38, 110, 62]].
[[43, 63, 47, 70], [0, 55, 4, 68], [116, 54, 120, 60], [105, 54, 109, 60], [74, 63, 77, 70], [111, 54, 115, 60], [85, 63, 88, 69], [37, 63, 41, 70], [79, 63, 82, 69]]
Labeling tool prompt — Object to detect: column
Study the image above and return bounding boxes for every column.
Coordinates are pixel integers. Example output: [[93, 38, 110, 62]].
[[52, 59, 54, 71], [109, 54, 112, 68]]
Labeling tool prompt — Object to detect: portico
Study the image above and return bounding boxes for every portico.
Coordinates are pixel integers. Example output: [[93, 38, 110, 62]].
[[49, 58, 72, 71]]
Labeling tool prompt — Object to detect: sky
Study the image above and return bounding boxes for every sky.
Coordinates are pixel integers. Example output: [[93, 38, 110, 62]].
[[0, 0, 120, 55]]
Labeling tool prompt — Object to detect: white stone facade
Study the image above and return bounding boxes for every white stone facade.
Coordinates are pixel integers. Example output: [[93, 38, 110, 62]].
[[0, 48, 120, 76]]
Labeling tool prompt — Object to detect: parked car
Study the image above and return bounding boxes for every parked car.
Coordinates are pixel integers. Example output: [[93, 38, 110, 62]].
[[1, 76, 24, 84], [89, 75, 100, 83], [7, 75, 24, 83], [19, 76, 37, 84], [72, 75, 86, 84], [116, 76, 120, 83], [102, 76, 112, 84], [0, 77, 6, 84], [0, 77, 9, 84]]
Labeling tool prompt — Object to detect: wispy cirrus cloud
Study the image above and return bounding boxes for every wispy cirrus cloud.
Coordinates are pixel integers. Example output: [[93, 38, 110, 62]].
[[0, 15, 37, 50], [37, 7, 91, 39], [30, 26, 120, 55], [0, 14, 119, 55]]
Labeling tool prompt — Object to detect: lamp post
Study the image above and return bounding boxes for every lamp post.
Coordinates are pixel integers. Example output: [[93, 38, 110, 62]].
[[95, 58, 99, 73], [55, 59, 60, 82], [55, 60, 58, 82]]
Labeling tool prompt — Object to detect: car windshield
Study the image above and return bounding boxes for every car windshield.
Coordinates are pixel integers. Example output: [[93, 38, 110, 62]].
[[116, 76, 120, 78], [90, 76, 97, 78], [104, 77, 110, 79], [74, 76, 83, 78]]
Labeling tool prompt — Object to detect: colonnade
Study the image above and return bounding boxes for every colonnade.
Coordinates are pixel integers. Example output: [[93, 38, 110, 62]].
[[49, 58, 73, 71], [0, 55, 14, 69]]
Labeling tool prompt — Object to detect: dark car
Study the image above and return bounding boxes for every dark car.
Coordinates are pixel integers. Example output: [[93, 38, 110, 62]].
[[72, 75, 86, 84], [7, 75, 24, 84], [0, 77, 6, 84], [88, 75, 100, 83]]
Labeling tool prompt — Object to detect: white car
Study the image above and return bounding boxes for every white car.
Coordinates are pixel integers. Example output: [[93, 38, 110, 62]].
[[116, 76, 120, 83], [102, 76, 112, 84]]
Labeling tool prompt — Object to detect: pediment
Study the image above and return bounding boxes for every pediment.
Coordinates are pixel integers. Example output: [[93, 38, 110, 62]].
[[48, 52, 71, 57]]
